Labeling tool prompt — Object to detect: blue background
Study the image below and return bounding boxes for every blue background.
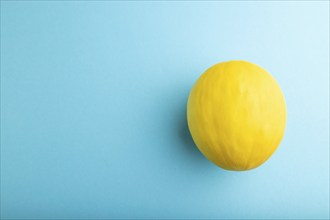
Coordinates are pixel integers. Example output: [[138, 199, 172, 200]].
[[1, 1, 329, 219]]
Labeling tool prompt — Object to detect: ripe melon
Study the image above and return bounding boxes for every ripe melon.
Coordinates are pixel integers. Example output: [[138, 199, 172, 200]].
[[187, 60, 286, 171]]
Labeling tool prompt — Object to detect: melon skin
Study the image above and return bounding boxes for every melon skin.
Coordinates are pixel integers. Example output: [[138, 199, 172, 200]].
[[187, 60, 286, 171]]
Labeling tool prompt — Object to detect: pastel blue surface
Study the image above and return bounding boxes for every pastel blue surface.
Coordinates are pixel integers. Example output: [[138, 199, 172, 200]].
[[1, 1, 329, 219]]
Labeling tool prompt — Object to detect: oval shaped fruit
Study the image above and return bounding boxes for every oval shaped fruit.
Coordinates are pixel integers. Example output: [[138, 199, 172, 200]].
[[187, 60, 286, 171]]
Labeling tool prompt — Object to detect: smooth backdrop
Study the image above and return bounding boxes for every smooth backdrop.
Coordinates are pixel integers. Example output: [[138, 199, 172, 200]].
[[1, 1, 329, 219]]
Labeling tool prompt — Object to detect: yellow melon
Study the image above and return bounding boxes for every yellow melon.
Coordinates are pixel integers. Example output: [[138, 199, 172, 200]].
[[187, 60, 286, 171]]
